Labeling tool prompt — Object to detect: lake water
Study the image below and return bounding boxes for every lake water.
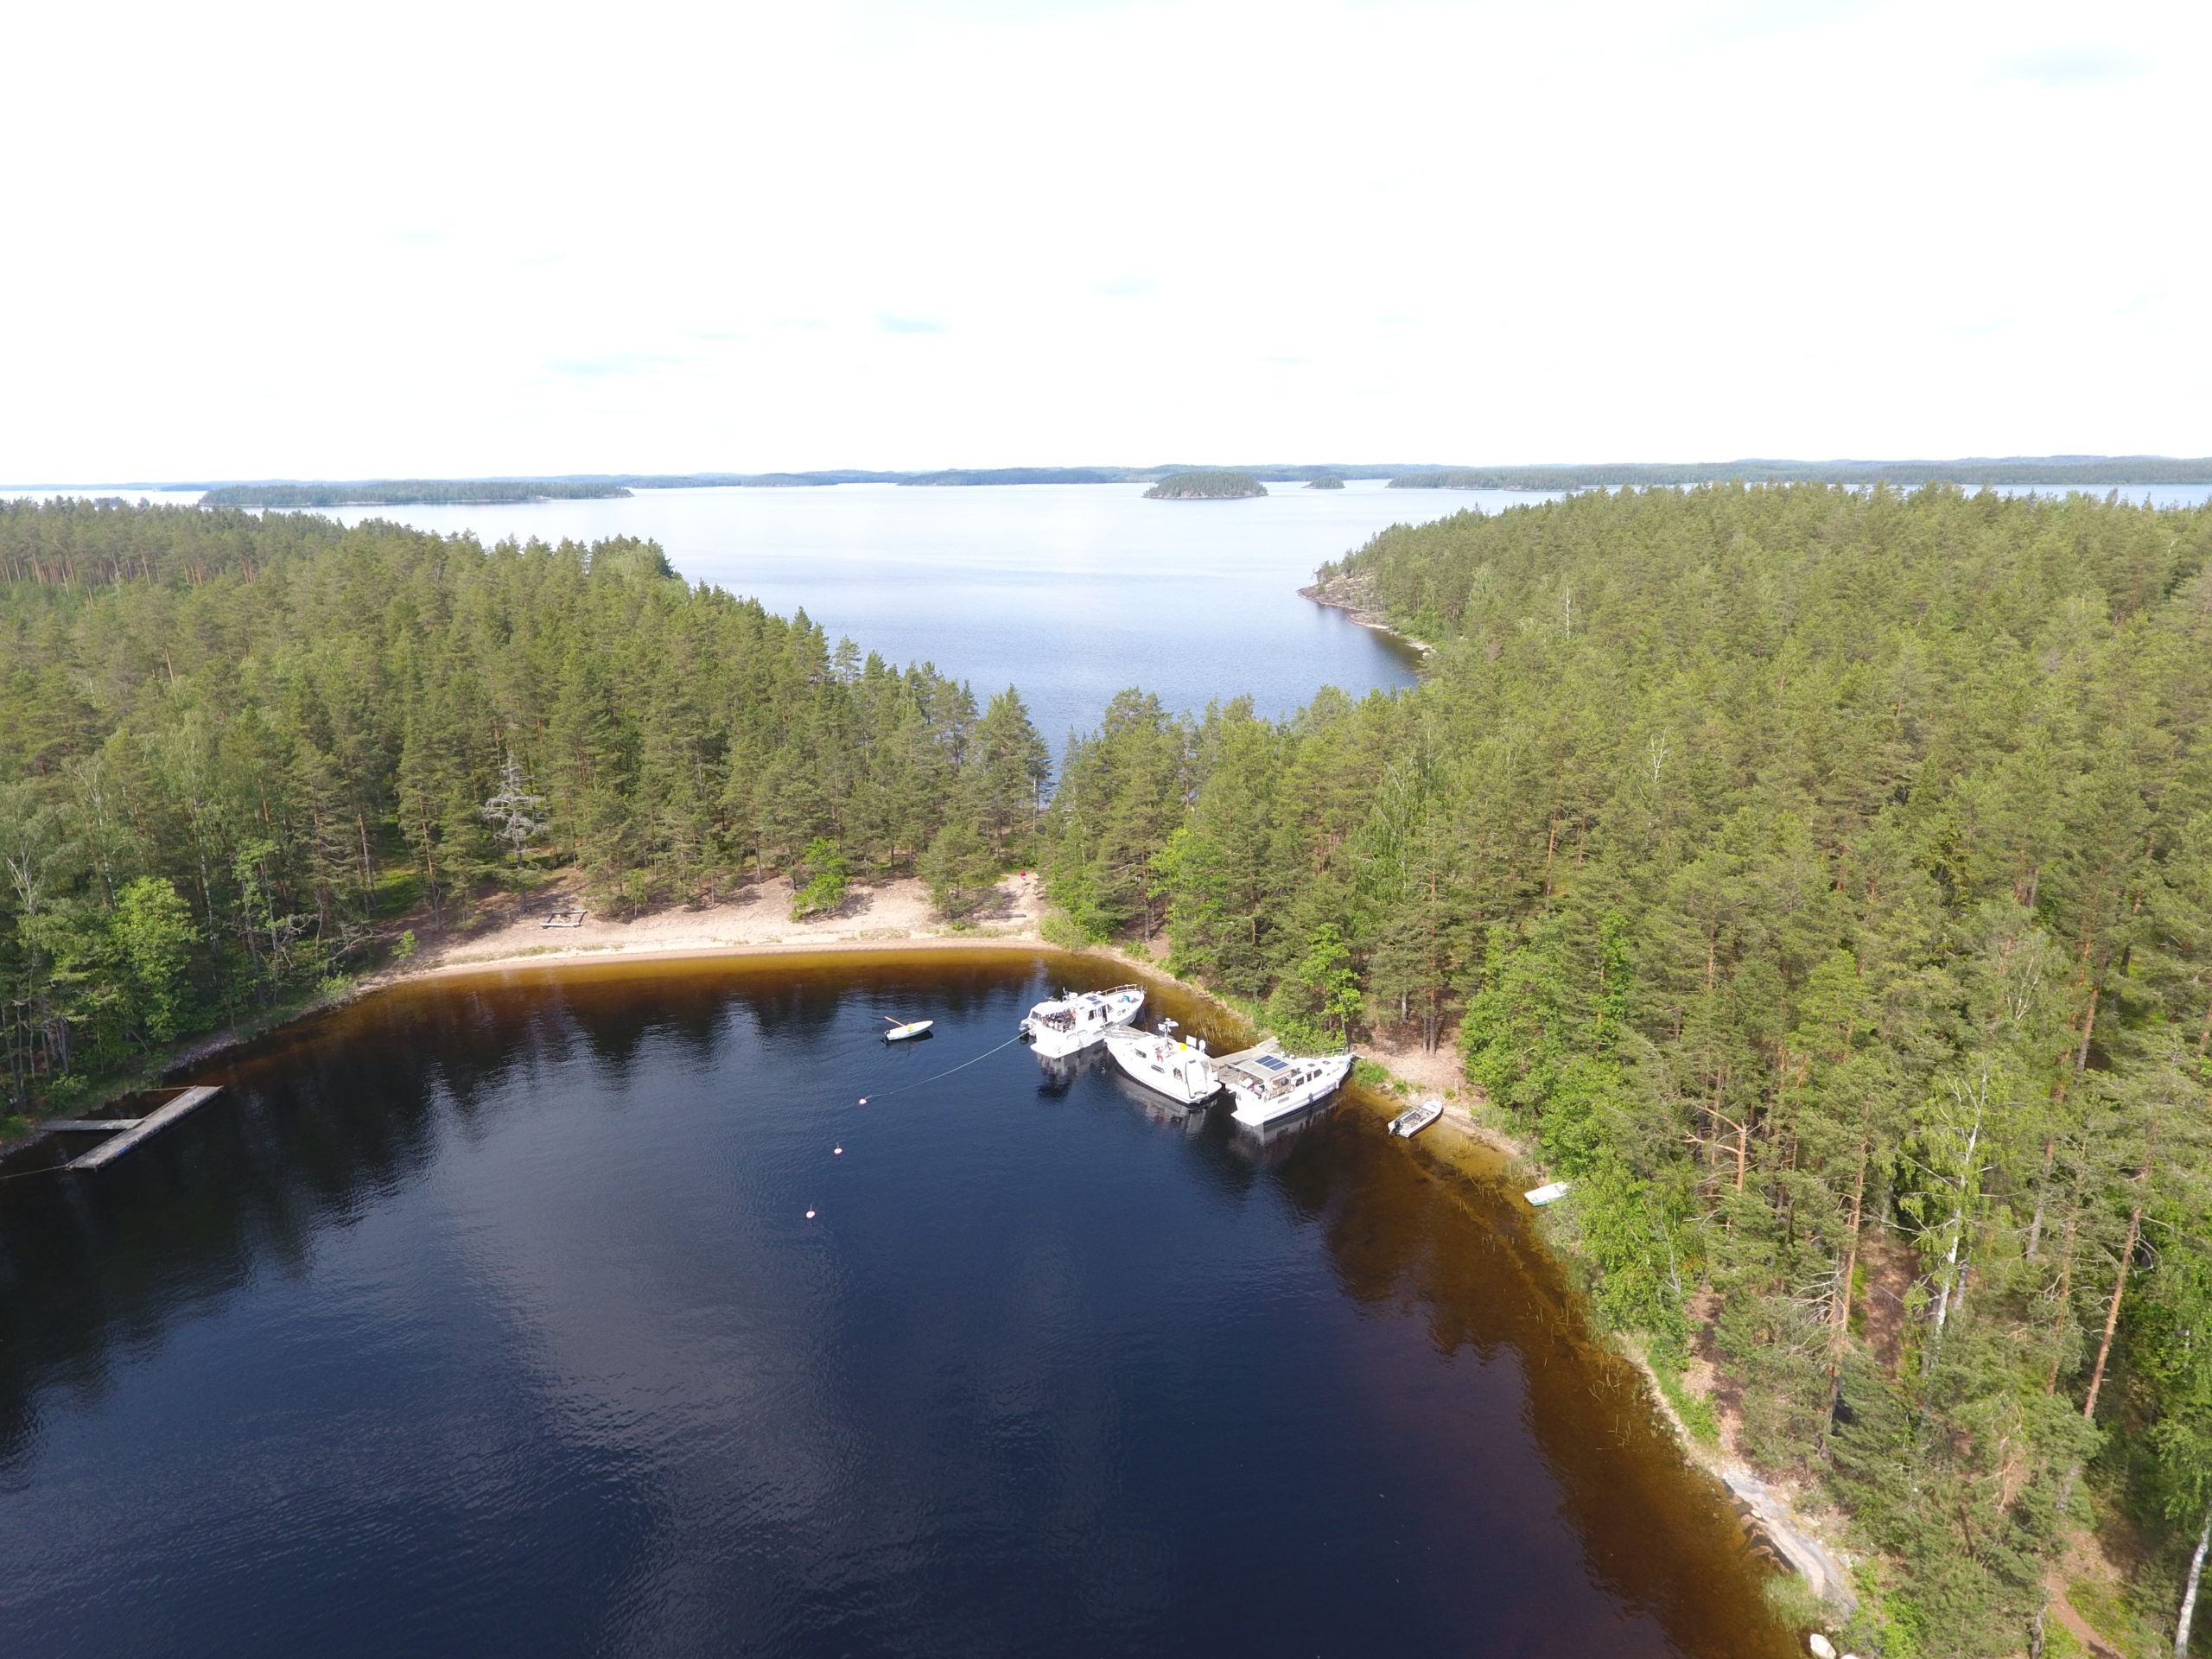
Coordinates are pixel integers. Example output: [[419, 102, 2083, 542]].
[[0, 955, 1796, 1658], [316, 480, 1475, 749]]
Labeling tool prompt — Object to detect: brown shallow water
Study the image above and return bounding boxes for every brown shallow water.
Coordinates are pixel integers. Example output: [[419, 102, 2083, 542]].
[[0, 950, 1796, 1657]]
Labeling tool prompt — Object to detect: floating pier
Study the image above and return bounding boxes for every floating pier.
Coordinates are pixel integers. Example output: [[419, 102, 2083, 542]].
[[64, 1086, 223, 1172]]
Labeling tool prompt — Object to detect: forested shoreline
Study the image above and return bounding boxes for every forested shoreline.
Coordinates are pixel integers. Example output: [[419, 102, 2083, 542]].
[[200, 480, 632, 508], [1039, 482, 2212, 1655], [0, 499, 1047, 1116]]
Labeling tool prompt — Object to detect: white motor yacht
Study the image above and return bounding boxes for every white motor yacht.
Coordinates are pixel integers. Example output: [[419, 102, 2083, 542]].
[[1217, 1045, 1354, 1129], [1020, 984, 1144, 1058], [1103, 1020, 1220, 1106]]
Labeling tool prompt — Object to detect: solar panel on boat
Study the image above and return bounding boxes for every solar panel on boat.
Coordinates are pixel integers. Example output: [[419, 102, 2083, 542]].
[[1254, 1055, 1290, 1072]]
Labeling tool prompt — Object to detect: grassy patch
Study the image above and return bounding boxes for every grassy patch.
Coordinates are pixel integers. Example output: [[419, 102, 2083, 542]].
[[1648, 1356, 1720, 1446], [1759, 1570, 1827, 1633], [1039, 911, 1090, 951], [2066, 1575, 2156, 1657]]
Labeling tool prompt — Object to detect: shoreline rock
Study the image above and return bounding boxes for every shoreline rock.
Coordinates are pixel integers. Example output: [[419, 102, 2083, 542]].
[[1299, 574, 1435, 655]]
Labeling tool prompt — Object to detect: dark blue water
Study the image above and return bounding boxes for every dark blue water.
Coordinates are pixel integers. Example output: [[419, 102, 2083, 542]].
[[0, 954, 1792, 1657]]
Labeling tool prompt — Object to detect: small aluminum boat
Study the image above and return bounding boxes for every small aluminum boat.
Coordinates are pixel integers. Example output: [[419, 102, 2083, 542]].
[[1389, 1099, 1444, 1138], [1525, 1181, 1572, 1206], [883, 1018, 935, 1042]]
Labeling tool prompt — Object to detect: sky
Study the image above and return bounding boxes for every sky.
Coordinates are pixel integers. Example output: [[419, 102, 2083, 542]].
[[3, 0, 2205, 482]]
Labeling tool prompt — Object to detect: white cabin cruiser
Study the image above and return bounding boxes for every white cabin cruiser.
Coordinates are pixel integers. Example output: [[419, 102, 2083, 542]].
[[1103, 1020, 1221, 1106], [1216, 1042, 1354, 1129], [1020, 984, 1144, 1059]]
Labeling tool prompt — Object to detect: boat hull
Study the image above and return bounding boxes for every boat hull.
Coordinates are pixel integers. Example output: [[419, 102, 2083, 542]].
[[1389, 1100, 1444, 1138], [1103, 1028, 1220, 1107], [1226, 1054, 1353, 1128], [1021, 985, 1144, 1058]]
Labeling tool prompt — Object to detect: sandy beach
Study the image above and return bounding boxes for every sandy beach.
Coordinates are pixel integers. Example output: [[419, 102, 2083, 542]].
[[399, 871, 1049, 981]]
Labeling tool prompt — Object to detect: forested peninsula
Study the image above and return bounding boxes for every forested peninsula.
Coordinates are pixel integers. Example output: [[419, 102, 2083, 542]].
[[0, 499, 1048, 1116], [1039, 482, 2212, 1656], [201, 480, 632, 508], [1393, 457, 2212, 491]]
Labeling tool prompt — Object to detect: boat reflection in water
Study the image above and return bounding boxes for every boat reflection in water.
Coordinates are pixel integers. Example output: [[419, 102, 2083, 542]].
[[1225, 1096, 1334, 1163], [1102, 1061, 1211, 1134], [1032, 1040, 1109, 1097]]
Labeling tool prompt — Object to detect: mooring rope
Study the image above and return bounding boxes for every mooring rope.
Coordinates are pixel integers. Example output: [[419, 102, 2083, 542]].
[[857, 1032, 1028, 1104]]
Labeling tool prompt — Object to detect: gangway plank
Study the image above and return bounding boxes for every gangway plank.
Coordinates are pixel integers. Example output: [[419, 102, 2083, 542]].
[[65, 1087, 223, 1171]]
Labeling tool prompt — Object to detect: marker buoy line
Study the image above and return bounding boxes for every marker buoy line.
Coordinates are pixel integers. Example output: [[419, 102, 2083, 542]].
[[849, 1033, 1026, 1107]]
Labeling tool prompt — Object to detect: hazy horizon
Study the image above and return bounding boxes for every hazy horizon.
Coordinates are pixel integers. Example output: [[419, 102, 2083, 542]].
[[14, 450, 2212, 493]]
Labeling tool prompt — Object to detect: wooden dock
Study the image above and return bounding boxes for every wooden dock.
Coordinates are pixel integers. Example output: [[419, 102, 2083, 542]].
[[65, 1087, 222, 1171]]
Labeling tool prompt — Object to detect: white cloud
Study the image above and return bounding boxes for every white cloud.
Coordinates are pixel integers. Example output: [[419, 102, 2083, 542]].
[[1990, 47, 2152, 86], [1, 0, 2206, 480]]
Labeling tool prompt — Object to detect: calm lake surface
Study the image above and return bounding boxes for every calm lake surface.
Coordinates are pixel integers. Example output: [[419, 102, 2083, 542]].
[[319, 480, 1481, 747], [0, 954, 1796, 1658]]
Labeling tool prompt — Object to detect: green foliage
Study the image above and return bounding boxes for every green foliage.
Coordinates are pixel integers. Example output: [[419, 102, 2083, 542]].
[[1260, 924, 1365, 1050], [790, 838, 850, 919], [1039, 909, 1091, 951], [920, 819, 998, 919], [1759, 1569, 1827, 1633], [111, 876, 194, 1043], [1652, 1361, 1720, 1447], [1044, 690, 1186, 941]]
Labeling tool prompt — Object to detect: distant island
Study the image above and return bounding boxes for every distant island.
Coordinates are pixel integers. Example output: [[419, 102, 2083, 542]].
[[202, 480, 633, 508], [41, 456, 2202, 506], [1144, 470, 1268, 500], [1388, 455, 2212, 490]]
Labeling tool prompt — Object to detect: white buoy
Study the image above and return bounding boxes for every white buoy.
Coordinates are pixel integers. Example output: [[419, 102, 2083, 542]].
[[859, 1096, 868, 1105], [804, 1209, 817, 1219], [834, 1147, 843, 1155]]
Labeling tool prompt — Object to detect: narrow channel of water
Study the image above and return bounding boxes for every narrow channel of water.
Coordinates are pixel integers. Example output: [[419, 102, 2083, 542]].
[[0, 954, 1796, 1656]]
